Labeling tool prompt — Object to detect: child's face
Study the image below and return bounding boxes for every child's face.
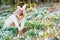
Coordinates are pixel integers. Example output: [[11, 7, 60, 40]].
[[16, 10, 24, 19], [16, 5, 26, 19]]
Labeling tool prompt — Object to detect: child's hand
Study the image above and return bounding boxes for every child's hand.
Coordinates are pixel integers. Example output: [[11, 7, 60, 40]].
[[18, 30, 22, 35], [18, 27, 24, 35]]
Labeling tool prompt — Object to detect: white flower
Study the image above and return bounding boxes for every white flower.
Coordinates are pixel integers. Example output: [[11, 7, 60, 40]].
[[39, 31, 43, 36]]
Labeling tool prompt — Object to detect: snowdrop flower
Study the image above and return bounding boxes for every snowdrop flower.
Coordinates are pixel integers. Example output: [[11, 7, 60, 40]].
[[39, 31, 43, 36]]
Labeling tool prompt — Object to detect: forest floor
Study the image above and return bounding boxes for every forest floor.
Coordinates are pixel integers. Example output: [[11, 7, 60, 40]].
[[0, 2, 60, 40]]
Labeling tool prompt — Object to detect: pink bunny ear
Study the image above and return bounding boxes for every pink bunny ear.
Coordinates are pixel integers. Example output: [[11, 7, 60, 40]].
[[17, 6, 21, 9], [22, 4, 26, 10]]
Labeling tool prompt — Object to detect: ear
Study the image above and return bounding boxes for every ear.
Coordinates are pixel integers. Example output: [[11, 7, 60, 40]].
[[17, 6, 21, 9], [22, 4, 26, 10]]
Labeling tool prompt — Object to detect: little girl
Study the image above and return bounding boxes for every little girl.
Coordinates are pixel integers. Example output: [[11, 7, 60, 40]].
[[2, 5, 26, 34]]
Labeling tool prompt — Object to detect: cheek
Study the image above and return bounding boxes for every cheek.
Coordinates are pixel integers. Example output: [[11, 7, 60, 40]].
[[16, 14, 19, 18]]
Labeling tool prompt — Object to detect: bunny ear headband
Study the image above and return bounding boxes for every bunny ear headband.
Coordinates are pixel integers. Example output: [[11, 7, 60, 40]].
[[17, 4, 26, 11], [14, 4, 26, 14]]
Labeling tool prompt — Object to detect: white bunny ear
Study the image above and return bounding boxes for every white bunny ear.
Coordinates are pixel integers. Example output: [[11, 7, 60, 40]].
[[22, 4, 26, 10], [17, 6, 21, 9]]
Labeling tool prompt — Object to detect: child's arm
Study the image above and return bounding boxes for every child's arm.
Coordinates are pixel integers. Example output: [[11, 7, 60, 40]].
[[12, 15, 20, 30], [13, 16, 26, 31]]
